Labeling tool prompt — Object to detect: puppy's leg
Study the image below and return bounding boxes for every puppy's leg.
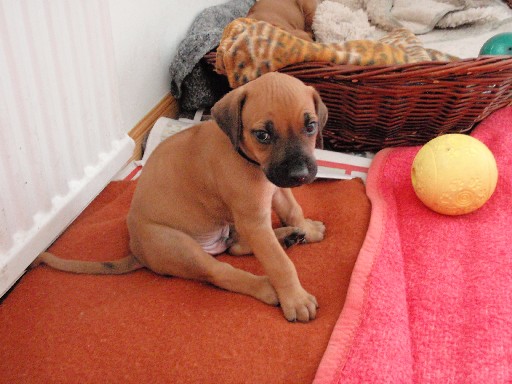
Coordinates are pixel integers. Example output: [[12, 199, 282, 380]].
[[131, 223, 278, 306], [228, 227, 306, 256], [233, 215, 318, 322], [289, 29, 314, 42], [272, 188, 325, 243]]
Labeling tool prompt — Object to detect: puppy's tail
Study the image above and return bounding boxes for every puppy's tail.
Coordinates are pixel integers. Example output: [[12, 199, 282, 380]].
[[30, 252, 144, 275]]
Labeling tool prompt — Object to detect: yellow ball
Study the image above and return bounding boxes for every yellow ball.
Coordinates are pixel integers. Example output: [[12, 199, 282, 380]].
[[411, 134, 498, 215]]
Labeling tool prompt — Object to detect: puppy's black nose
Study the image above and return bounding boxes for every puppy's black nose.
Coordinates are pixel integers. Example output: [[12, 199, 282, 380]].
[[288, 165, 310, 183], [266, 154, 317, 188]]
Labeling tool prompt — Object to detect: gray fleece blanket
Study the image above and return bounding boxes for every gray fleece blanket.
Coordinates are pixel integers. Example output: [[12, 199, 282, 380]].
[[169, 0, 255, 111]]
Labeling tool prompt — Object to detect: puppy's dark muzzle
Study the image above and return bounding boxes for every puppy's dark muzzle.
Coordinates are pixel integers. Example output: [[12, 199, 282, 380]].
[[266, 156, 317, 188]]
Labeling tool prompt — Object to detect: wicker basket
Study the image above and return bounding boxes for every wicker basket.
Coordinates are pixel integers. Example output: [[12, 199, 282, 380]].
[[205, 53, 512, 152]]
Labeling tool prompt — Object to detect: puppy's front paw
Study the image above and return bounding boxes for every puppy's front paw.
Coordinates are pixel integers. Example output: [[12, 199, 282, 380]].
[[253, 276, 279, 306], [278, 286, 318, 323], [302, 219, 325, 243]]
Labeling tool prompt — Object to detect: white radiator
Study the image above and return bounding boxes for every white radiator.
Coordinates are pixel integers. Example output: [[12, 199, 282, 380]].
[[0, 0, 134, 296]]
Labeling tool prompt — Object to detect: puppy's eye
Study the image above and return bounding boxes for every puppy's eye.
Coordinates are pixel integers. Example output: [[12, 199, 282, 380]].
[[305, 121, 318, 135], [252, 130, 271, 144]]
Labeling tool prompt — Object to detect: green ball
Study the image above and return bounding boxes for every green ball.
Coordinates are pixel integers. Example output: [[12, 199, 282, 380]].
[[479, 32, 512, 56]]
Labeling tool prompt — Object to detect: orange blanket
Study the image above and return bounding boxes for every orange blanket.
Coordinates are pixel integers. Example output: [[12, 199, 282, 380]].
[[0, 178, 370, 383], [215, 18, 458, 88]]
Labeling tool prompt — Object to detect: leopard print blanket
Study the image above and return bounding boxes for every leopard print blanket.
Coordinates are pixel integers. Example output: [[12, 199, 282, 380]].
[[215, 18, 458, 88]]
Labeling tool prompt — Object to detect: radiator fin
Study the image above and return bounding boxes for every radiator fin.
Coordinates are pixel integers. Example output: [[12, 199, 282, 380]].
[[0, 0, 134, 296]]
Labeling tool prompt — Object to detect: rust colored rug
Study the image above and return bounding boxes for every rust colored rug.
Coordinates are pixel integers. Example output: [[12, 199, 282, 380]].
[[0, 178, 370, 384]]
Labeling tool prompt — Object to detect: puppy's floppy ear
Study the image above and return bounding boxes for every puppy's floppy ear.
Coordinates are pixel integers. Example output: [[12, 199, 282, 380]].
[[211, 88, 247, 149], [311, 87, 328, 149]]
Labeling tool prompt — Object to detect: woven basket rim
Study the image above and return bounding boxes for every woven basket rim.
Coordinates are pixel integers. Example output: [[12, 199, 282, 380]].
[[204, 52, 512, 80], [281, 56, 512, 79], [203, 51, 512, 151]]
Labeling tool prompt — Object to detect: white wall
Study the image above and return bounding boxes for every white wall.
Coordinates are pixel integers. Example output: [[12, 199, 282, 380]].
[[108, 0, 227, 132]]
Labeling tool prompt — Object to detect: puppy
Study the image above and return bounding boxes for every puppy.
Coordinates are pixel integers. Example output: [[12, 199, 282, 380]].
[[33, 72, 328, 323], [246, 0, 319, 41]]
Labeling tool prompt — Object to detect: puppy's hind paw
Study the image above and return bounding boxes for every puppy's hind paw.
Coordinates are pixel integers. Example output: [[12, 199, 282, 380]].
[[274, 226, 306, 249], [303, 219, 326, 243], [283, 230, 306, 248]]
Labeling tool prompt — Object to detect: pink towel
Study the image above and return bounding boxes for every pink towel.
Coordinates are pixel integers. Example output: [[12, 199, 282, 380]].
[[315, 107, 512, 383]]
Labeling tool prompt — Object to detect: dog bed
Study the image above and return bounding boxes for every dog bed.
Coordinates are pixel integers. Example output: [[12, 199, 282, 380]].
[[1, 106, 511, 382], [0, 178, 371, 383]]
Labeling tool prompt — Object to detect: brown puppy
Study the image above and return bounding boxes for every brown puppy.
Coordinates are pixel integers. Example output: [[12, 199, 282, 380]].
[[246, 0, 318, 41], [33, 72, 328, 323]]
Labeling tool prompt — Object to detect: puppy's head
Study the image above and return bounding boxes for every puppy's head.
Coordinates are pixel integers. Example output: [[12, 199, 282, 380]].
[[212, 72, 328, 188]]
